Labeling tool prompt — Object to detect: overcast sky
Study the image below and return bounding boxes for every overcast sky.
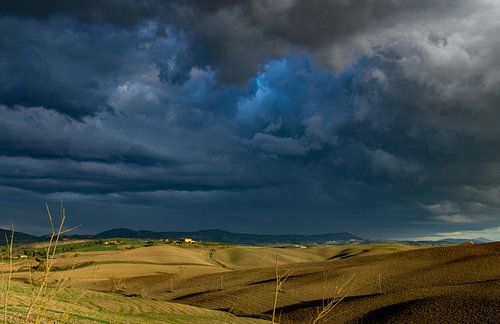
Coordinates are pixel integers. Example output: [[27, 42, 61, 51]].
[[1, 1, 500, 240]]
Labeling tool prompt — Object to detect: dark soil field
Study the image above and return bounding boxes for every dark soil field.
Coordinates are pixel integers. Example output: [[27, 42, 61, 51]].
[[166, 242, 500, 323]]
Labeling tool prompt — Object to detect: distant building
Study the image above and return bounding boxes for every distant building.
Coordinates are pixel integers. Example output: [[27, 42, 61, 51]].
[[178, 237, 195, 243], [276, 244, 307, 248], [13, 254, 28, 259], [102, 240, 119, 245]]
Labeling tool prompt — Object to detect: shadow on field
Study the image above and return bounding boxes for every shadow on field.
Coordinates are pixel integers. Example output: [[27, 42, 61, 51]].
[[266, 292, 381, 315], [358, 294, 500, 323]]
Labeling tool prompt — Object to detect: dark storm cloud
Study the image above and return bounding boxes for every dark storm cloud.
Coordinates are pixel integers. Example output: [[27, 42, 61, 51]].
[[167, 0, 473, 82], [0, 15, 202, 117], [2, 1, 474, 83], [0, 17, 123, 117], [0, 0, 165, 28], [1, 1, 500, 239]]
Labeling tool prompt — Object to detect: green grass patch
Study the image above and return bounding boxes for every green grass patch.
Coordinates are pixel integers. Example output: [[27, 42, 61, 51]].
[[2, 281, 268, 323]]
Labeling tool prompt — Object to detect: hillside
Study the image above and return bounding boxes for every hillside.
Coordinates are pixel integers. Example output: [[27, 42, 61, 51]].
[[8, 241, 499, 322], [168, 242, 500, 323], [1, 281, 266, 323], [212, 244, 420, 269], [10, 243, 417, 289]]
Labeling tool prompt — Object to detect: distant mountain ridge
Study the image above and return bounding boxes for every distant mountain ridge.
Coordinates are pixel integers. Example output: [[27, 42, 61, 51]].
[[1, 227, 494, 246], [93, 228, 363, 245], [436, 237, 491, 244], [0, 228, 39, 242], [395, 237, 492, 245]]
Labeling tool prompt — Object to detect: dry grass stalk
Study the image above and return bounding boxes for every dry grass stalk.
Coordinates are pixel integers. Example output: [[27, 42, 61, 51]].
[[321, 270, 330, 309], [312, 273, 355, 324], [2, 225, 14, 324], [22, 201, 80, 323], [272, 255, 291, 324], [111, 277, 126, 293], [378, 273, 382, 294]]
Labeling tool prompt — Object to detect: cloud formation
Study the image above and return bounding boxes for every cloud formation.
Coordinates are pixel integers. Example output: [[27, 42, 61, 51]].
[[0, 1, 499, 238]]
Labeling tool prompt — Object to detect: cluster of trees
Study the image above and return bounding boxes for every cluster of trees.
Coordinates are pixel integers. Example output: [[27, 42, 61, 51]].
[[1, 240, 120, 260]]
